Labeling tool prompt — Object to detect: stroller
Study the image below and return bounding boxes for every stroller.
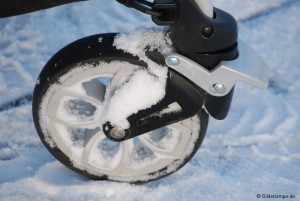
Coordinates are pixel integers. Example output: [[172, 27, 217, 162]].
[[0, 0, 268, 183]]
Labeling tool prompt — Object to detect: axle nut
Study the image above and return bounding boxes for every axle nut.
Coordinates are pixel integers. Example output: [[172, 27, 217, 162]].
[[110, 127, 126, 140]]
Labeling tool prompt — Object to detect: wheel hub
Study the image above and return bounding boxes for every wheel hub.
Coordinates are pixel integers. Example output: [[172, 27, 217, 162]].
[[109, 127, 126, 140]]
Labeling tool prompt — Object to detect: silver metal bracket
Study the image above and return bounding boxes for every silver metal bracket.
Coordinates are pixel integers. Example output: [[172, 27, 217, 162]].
[[165, 39, 269, 97]]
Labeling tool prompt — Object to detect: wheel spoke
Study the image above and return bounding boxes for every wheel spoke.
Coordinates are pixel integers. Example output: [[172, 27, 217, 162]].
[[48, 122, 73, 157], [170, 123, 192, 156], [81, 133, 132, 175], [50, 114, 98, 129], [110, 140, 132, 174], [54, 89, 103, 107], [138, 135, 178, 158], [46, 88, 103, 129], [138, 123, 192, 158], [81, 133, 103, 168], [107, 68, 135, 95]]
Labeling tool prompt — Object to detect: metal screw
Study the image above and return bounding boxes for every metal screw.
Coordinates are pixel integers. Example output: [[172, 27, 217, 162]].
[[213, 83, 226, 94], [110, 127, 126, 140], [167, 57, 180, 66], [202, 26, 214, 38]]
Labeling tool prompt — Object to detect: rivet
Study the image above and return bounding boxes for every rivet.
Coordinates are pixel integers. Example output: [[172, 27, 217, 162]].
[[202, 26, 214, 38], [213, 83, 226, 94], [167, 57, 180, 66]]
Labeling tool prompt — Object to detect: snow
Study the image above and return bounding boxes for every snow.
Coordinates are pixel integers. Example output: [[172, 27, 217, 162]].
[[103, 69, 167, 128], [0, 0, 300, 200], [114, 28, 173, 58], [103, 28, 171, 128]]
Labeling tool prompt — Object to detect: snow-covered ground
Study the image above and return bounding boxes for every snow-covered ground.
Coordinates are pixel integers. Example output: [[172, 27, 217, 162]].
[[0, 0, 299, 200]]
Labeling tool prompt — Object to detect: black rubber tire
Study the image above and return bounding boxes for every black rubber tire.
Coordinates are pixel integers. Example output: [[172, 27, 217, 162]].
[[32, 33, 209, 183]]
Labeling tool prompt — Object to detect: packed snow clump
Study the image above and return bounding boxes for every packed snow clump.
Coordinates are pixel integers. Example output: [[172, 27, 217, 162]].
[[102, 28, 173, 128]]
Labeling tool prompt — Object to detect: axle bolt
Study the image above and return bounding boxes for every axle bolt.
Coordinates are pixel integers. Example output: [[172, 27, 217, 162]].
[[167, 57, 180, 66], [213, 83, 226, 94], [110, 127, 126, 140]]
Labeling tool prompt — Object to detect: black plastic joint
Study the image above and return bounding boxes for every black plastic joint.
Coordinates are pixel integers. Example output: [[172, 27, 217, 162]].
[[151, 0, 177, 25], [168, 0, 238, 69]]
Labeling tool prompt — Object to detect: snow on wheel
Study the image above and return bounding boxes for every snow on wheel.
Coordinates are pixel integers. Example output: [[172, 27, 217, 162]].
[[32, 33, 208, 183]]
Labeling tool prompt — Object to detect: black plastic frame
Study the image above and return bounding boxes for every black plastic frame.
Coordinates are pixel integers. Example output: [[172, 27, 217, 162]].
[[103, 68, 205, 142]]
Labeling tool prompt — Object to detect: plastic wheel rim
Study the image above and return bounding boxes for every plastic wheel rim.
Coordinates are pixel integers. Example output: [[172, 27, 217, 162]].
[[38, 61, 202, 182]]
